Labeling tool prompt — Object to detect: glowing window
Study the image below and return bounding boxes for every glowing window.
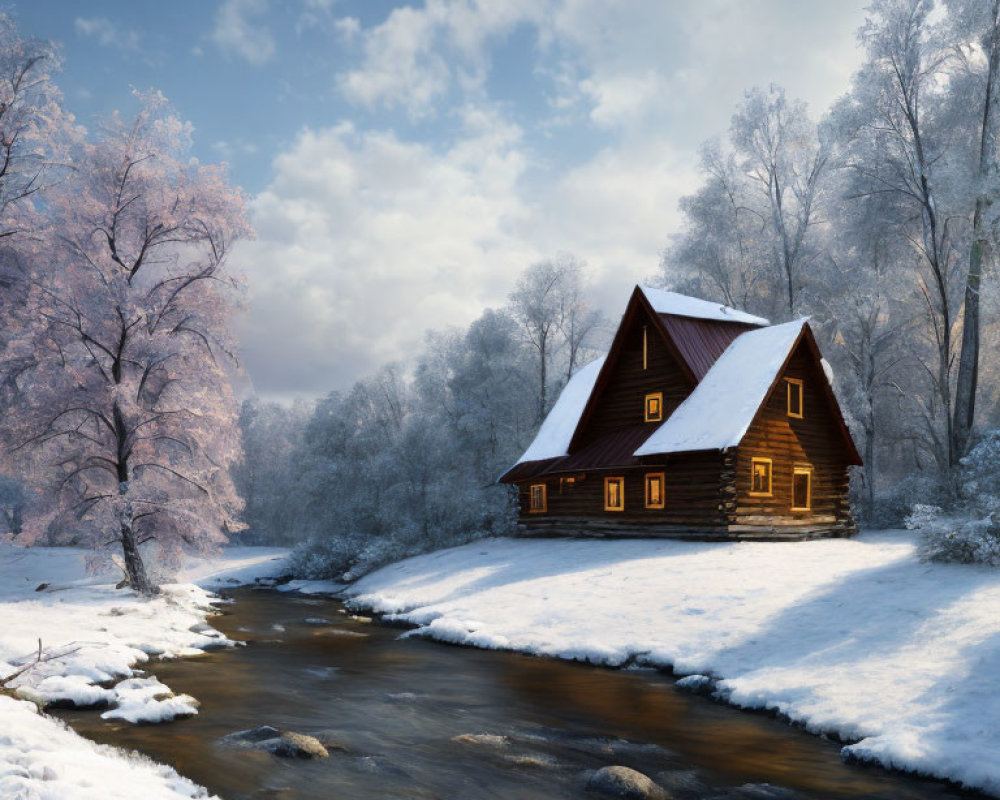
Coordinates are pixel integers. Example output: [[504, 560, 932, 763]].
[[786, 378, 804, 418], [529, 483, 547, 513], [792, 466, 812, 511], [750, 458, 772, 496], [604, 477, 625, 511], [645, 473, 665, 509], [644, 392, 663, 423]]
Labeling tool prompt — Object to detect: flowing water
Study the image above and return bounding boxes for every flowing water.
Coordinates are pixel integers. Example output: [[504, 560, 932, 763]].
[[56, 589, 987, 800]]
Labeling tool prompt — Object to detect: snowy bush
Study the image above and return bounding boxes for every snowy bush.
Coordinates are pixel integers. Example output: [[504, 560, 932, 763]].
[[906, 432, 1000, 566], [867, 475, 947, 530], [908, 505, 1000, 566]]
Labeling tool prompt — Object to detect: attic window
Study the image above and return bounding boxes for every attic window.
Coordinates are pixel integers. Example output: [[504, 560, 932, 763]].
[[644, 392, 663, 423], [792, 466, 812, 511], [786, 378, 804, 419], [604, 476, 625, 512], [529, 483, 547, 513], [645, 472, 665, 509], [750, 457, 772, 496]]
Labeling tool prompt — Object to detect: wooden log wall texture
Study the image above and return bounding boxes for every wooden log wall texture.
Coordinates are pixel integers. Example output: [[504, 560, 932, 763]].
[[516, 452, 730, 527], [734, 341, 855, 529]]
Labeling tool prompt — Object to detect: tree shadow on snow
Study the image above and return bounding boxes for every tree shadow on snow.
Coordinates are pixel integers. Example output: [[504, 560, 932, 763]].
[[388, 537, 724, 609], [707, 555, 999, 694]]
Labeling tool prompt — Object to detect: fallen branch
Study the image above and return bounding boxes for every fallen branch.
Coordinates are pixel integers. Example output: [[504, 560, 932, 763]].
[[0, 638, 84, 688]]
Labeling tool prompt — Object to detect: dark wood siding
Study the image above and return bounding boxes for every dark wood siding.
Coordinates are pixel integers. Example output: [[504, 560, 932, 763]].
[[575, 307, 693, 445], [733, 342, 854, 533], [514, 452, 730, 535]]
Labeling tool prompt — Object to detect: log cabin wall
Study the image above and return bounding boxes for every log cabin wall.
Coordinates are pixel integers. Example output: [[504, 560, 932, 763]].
[[733, 341, 854, 533], [514, 452, 730, 534], [575, 307, 693, 445]]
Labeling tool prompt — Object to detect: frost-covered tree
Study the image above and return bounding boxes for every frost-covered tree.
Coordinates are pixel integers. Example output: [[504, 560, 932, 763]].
[[838, 0, 964, 471], [0, 15, 73, 238], [507, 254, 602, 423], [286, 305, 542, 581], [3, 93, 250, 594], [663, 85, 826, 320], [232, 397, 312, 545], [665, 140, 774, 315], [731, 85, 828, 315], [948, 0, 1000, 461]]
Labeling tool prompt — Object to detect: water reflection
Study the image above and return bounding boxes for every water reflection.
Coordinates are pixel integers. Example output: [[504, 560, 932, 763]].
[[55, 590, 986, 800]]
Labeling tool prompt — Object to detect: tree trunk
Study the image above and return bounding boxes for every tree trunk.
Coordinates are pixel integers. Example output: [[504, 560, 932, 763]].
[[953, 0, 1000, 462], [538, 333, 548, 425], [119, 485, 155, 595]]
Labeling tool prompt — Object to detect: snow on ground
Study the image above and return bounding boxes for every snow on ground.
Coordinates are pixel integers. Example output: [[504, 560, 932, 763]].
[[347, 531, 1000, 796], [1, 697, 213, 800], [0, 543, 288, 800]]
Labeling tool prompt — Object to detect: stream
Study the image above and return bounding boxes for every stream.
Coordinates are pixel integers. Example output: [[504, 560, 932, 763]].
[[55, 589, 988, 800]]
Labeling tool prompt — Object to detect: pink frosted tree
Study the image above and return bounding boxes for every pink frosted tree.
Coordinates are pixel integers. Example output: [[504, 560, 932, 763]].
[[5, 92, 251, 594]]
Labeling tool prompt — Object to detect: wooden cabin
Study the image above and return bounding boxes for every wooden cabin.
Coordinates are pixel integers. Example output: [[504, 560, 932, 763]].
[[499, 286, 861, 540]]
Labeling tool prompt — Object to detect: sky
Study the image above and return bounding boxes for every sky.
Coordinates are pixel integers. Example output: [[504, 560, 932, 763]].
[[15, 0, 870, 401]]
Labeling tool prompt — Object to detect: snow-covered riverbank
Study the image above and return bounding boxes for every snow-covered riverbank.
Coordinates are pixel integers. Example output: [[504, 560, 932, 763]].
[[0, 544, 288, 800], [347, 531, 1000, 797]]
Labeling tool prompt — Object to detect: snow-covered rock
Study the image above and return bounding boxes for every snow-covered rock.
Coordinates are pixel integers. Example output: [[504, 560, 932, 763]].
[[101, 677, 200, 723]]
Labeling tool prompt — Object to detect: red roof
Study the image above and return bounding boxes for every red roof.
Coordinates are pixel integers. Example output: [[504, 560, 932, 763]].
[[500, 286, 862, 483], [658, 314, 755, 382], [556, 425, 653, 473]]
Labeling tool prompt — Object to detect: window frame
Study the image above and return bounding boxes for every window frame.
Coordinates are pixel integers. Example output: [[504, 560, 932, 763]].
[[604, 476, 625, 512], [528, 483, 547, 513], [786, 377, 804, 419], [749, 457, 773, 497], [791, 465, 812, 511], [644, 472, 665, 509], [644, 392, 664, 423]]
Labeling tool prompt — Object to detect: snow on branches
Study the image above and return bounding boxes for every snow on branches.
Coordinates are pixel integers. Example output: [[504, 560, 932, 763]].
[[2, 92, 250, 593]]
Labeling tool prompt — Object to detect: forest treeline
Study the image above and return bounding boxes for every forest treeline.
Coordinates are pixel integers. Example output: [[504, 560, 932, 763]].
[[238, 0, 1000, 574]]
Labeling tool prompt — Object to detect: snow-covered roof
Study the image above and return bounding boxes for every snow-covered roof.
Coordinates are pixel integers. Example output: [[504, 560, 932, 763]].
[[639, 286, 769, 326], [514, 356, 606, 464], [634, 319, 807, 457]]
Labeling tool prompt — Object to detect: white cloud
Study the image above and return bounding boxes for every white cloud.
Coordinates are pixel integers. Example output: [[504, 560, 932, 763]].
[[579, 70, 664, 128], [238, 0, 872, 397], [74, 17, 141, 51], [237, 110, 536, 396], [333, 17, 361, 40], [211, 0, 276, 66], [338, 0, 544, 116]]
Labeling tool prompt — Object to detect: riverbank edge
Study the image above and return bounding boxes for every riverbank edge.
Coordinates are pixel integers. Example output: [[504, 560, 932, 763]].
[[330, 534, 1000, 798], [0, 545, 290, 800], [318, 590, 987, 800]]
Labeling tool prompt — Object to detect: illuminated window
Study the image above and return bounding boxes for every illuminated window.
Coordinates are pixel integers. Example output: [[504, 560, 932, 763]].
[[645, 472, 665, 509], [604, 476, 625, 511], [750, 457, 772, 496], [792, 466, 812, 511], [786, 378, 804, 418], [642, 325, 648, 370], [644, 392, 663, 423], [529, 483, 547, 513]]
